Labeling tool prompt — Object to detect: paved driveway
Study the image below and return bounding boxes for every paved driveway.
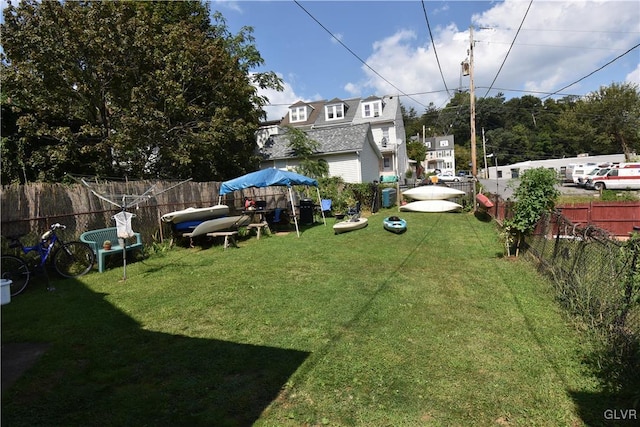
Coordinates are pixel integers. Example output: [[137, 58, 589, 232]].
[[478, 178, 596, 200]]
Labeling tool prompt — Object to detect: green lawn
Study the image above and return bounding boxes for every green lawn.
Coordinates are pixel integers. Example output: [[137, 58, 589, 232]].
[[2, 209, 604, 426]]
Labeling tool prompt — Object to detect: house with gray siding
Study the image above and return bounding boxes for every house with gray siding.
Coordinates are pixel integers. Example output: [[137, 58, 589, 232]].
[[257, 95, 407, 183], [259, 123, 382, 184]]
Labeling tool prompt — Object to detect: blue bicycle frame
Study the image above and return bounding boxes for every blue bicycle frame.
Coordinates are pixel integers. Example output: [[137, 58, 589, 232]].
[[15, 230, 58, 270]]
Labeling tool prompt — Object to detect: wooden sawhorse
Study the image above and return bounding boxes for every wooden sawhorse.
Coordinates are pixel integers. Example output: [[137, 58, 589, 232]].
[[246, 222, 270, 239]]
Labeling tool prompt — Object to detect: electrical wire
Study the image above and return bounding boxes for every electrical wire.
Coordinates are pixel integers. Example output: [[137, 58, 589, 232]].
[[421, 0, 450, 97], [482, 0, 534, 98], [293, 0, 428, 109], [541, 42, 640, 99]]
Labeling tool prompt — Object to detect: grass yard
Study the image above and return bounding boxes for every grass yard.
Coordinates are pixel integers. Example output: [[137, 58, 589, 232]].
[[2, 209, 607, 426]]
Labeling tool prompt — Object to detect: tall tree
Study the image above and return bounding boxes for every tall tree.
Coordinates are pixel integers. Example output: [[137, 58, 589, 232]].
[[1, 0, 282, 183], [573, 83, 640, 161]]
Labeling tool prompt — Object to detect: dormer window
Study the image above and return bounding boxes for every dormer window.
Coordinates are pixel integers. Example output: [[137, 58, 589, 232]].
[[325, 104, 345, 121], [362, 100, 382, 118], [290, 106, 307, 123]]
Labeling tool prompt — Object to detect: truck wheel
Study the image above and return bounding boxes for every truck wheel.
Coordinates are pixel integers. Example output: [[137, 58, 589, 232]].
[[594, 182, 605, 191]]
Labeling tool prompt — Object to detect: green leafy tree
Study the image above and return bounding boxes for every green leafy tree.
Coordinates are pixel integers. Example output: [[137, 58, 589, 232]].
[[572, 83, 640, 161], [406, 139, 426, 176], [1, 0, 282, 182], [503, 167, 559, 256], [284, 126, 328, 179]]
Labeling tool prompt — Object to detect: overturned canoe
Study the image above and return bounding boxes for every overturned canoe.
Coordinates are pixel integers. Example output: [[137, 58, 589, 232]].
[[399, 200, 462, 213], [188, 215, 252, 237], [161, 205, 229, 224], [402, 185, 465, 201]]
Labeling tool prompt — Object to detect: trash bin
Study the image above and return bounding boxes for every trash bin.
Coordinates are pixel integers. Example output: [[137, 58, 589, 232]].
[[299, 198, 314, 225], [382, 188, 397, 208], [1, 279, 11, 305]]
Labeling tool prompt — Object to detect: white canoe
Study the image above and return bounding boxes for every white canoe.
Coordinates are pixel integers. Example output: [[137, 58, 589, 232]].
[[161, 205, 229, 224], [188, 215, 252, 237], [400, 200, 463, 213], [333, 217, 368, 234], [402, 186, 465, 201]]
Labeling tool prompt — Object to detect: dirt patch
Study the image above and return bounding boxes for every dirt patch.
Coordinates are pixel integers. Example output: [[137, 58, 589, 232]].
[[1, 342, 50, 393]]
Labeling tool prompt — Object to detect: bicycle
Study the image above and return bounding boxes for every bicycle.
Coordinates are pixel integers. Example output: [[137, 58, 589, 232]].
[[1, 223, 95, 296]]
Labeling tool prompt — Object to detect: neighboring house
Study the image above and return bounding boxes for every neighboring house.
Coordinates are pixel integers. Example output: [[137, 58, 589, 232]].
[[260, 123, 382, 184], [424, 135, 456, 175], [255, 119, 282, 150], [257, 95, 407, 183]]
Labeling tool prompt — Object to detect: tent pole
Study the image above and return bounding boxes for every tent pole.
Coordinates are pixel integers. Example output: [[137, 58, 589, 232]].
[[316, 187, 326, 225], [288, 188, 300, 237]]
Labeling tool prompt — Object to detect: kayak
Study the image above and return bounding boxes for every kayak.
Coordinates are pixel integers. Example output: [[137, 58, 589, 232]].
[[333, 217, 368, 234], [383, 216, 407, 233], [161, 205, 229, 224]]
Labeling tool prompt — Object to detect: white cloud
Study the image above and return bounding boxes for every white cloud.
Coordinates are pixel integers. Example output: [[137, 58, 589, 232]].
[[627, 63, 640, 86], [350, 0, 640, 113]]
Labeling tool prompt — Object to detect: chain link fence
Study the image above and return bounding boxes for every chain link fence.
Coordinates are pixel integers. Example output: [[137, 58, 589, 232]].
[[524, 211, 640, 399]]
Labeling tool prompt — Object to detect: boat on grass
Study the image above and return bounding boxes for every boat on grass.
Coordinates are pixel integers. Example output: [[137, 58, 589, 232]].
[[400, 200, 462, 213], [402, 185, 465, 201], [333, 216, 368, 234], [161, 205, 229, 224], [383, 216, 407, 233]]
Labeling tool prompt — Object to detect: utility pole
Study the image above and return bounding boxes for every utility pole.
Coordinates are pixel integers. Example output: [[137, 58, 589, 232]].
[[469, 26, 477, 178], [482, 127, 488, 179]]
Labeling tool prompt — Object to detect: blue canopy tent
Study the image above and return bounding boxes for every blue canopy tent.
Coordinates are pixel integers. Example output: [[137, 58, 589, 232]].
[[218, 168, 325, 237]]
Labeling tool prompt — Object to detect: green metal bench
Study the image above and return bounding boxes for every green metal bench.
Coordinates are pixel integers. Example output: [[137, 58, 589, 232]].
[[80, 227, 143, 273]]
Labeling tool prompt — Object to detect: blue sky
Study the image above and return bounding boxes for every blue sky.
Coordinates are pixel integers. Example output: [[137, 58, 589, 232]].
[[214, 0, 640, 120]]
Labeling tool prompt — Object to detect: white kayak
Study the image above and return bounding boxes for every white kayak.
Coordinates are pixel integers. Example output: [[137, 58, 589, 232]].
[[400, 200, 462, 213], [188, 215, 252, 237], [402, 185, 465, 201], [161, 205, 229, 224], [333, 217, 368, 234]]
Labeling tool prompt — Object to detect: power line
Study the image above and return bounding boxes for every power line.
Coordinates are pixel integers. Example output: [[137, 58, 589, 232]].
[[479, 40, 635, 51], [483, 0, 534, 98], [293, 0, 428, 109], [421, 0, 450, 97], [542, 42, 640, 99]]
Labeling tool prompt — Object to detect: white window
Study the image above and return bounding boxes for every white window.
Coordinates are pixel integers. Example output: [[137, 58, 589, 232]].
[[325, 104, 344, 121], [383, 156, 391, 169], [362, 101, 382, 118], [439, 139, 449, 147], [290, 106, 307, 122]]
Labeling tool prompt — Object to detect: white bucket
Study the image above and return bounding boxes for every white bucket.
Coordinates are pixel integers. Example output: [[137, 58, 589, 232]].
[[1, 279, 12, 305]]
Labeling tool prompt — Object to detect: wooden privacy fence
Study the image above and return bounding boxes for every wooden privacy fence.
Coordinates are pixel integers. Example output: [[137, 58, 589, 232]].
[[0, 181, 303, 245], [555, 201, 640, 237], [483, 194, 639, 238]]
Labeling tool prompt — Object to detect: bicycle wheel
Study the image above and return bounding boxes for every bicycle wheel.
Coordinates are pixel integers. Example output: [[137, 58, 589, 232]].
[[53, 241, 95, 278], [1, 255, 30, 296]]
